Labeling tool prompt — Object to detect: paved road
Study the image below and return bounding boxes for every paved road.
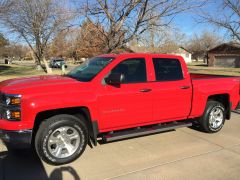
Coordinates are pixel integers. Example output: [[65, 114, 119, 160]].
[[1, 112, 240, 180]]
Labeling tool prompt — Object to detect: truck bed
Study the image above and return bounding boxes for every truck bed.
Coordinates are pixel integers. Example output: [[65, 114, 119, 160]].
[[191, 73, 239, 80], [189, 73, 240, 117]]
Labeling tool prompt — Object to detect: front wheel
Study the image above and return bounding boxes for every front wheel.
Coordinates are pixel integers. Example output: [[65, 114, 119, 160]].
[[199, 100, 226, 133], [34, 114, 88, 165]]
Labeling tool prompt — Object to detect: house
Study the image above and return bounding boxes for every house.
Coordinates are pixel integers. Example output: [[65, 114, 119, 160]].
[[207, 42, 240, 68], [129, 44, 192, 63], [170, 47, 192, 63]]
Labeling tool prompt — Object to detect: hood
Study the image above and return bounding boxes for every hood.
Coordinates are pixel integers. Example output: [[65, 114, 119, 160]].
[[0, 75, 87, 95]]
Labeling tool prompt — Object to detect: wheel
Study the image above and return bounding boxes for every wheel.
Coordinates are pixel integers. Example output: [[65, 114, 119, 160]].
[[199, 100, 226, 133], [34, 114, 88, 165]]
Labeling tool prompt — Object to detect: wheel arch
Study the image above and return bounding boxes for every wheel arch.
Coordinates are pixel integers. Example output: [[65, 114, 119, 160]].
[[32, 106, 99, 147], [207, 94, 231, 120]]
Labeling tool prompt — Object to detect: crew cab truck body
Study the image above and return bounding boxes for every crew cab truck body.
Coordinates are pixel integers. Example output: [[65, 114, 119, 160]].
[[0, 53, 239, 165]]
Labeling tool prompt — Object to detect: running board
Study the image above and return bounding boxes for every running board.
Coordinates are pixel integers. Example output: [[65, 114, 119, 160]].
[[102, 121, 192, 142]]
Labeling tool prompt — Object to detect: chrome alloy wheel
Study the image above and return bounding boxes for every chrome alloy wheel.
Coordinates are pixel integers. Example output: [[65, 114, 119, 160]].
[[209, 107, 224, 129], [47, 126, 80, 159]]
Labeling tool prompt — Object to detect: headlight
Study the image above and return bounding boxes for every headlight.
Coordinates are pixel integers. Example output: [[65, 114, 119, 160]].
[[0, 93, 22, 121], [4, 94, 21, 106]]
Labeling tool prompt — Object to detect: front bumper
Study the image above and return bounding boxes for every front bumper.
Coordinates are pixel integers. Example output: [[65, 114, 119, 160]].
[[0, 129, 32, 149]]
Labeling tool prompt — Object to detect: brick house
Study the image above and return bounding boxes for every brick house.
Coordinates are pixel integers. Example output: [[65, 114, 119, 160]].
[[207, 43, 240, 67]]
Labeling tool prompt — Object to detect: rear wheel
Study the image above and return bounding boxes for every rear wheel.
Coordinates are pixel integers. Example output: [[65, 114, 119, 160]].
[[35, 114, 88, 165], [199, 100, 226, 133]]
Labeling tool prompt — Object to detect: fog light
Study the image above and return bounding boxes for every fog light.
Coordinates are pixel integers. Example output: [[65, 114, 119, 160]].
[[11, 111, 21, 119], [5, 109, 21, 120]]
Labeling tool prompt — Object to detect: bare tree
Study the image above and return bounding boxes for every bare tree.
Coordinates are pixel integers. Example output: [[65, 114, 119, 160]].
[[0, 33, 8, 47], [48, 30, 70, 58], [199, 0, 240, 42], [0, 0, 73, 73], [0, 43, 29, 60], [130, 28, 184, 54], [187, 31, 221, 61], [75, 21, 107, 58], [131, 26, 186, 53], [0, 0, 13, 14], [80, 0, 207, 53]]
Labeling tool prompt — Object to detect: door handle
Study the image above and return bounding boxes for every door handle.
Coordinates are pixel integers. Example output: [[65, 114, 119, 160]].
[[180, 86, 190, 89], [139, 89, 152, 92]]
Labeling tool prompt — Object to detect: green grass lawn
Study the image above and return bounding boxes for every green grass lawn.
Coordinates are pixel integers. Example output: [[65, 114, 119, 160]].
[[188, 62, 240, 76], [0, 64, 67, 81]]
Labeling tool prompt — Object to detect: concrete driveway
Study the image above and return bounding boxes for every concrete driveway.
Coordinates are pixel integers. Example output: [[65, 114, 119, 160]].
[[1, 112, 240, 180]]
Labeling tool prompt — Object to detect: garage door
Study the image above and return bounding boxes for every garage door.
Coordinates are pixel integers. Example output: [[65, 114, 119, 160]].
[[214, 56, 240, 67]]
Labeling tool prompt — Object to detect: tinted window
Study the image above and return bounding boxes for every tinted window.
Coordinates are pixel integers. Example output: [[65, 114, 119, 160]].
[[111, 58, 147, 83], [153, 58, 183, 81]]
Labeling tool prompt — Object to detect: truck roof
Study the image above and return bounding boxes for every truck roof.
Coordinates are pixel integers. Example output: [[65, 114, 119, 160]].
[[98, 53, 183, 59]]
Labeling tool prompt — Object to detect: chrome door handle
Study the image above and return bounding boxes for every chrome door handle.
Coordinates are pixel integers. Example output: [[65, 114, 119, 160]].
[[139, 89, 152, 92]]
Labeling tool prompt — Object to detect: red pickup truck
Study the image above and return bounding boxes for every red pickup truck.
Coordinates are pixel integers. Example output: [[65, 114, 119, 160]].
[[0, 53, 239, 165]]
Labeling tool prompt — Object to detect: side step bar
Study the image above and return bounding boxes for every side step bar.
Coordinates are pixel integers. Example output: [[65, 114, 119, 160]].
[[102, 121, 192, 142]]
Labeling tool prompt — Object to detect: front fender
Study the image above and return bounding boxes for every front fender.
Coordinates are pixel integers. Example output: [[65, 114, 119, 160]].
[[22, 91, 98, 129]]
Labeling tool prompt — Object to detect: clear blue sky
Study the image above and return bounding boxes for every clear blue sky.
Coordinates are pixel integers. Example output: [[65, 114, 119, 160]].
[[172, 0, 226, 38]]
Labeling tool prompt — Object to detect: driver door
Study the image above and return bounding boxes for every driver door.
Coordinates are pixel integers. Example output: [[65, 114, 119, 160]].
[[97, 58, 153, 131]]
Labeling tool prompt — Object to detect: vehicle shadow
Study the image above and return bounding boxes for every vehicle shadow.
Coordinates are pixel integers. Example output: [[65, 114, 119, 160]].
[[187, 121, 207, 133], [0, 149, 80, 180]]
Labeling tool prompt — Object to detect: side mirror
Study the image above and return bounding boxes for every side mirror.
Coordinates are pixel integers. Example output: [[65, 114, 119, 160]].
[[105, 73, 124, 85]]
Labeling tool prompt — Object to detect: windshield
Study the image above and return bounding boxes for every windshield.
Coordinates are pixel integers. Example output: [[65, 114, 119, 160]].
[[67, 57, 115, 82]]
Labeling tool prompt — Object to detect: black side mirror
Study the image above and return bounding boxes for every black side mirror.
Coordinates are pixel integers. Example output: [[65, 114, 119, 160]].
[[105, 73, 124, 85]]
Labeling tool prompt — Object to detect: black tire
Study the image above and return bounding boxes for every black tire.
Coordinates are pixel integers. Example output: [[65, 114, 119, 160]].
[[199, 100, 226, 133], [34, 114, 88, 165]]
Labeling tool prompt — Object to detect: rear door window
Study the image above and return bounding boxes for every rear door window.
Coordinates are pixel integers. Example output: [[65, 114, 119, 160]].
[[152, 58, 183, 81]]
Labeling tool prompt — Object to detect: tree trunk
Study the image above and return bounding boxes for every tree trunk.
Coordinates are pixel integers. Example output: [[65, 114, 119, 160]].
[[34, 49, 52, 73], [31, 51, 42, 70], [43, 57, 52, 74]]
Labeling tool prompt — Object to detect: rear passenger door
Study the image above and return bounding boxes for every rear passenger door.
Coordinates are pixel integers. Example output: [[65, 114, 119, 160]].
[[151, 58, 192, 122]]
